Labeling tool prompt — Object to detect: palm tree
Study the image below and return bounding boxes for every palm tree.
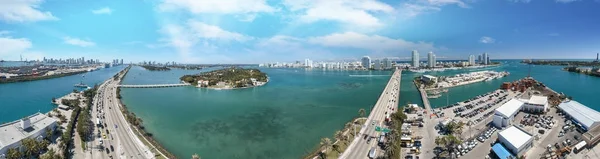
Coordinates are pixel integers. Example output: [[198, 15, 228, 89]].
[[332, 144, 340, 153], [358, 108, 366, 118], [191, 153, 200, 159], [22, 138, 36, 158], [334, 130, 344, 142], [41, 148, 60, 159], [45, 128, 52, 141], [320, 137, 332, 154], [6, 147, 21, 159]]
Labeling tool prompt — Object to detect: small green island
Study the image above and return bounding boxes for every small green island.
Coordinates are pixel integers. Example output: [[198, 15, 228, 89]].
[[180, 68, 268, 89], [140, 65, 171, 71]]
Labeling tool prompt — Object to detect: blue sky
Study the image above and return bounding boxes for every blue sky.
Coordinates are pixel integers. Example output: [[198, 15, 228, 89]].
[[0, 0, 599, 64]]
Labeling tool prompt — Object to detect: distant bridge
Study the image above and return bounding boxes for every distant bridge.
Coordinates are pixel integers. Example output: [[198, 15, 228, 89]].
[[348, 75, 391, 77], [117, 83, 190, 88]]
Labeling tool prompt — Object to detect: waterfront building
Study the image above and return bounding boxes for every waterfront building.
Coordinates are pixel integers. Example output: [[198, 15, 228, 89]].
[[469, 55, 476, 66], [361, 56, 371, 69], [493, 98, 524, 128], [427, 52, 436, 68], [420, 75, 438, 83], [478, 55, 482, 64], [0, 113, 58, 156], [498, 126, 533, 157], [558, 100, 600, 131], [412, 50, 419, 68], [373, 59, 381, 70], [522, 95, 548, 113]]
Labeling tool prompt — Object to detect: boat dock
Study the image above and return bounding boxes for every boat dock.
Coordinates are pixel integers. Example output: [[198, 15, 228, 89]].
[[118, 83, 190, 88]]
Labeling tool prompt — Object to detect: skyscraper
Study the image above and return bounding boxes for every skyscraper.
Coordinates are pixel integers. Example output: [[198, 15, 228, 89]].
[[478, 55, 482, 64], [373, 59, 381, 70], [383, 58, 391, 69], [361, 56, 371, 69], [427, 52, 436, 68], [469, 55, 476, 66], [412, 50, 419, 68], [483, 53, 489, 65]]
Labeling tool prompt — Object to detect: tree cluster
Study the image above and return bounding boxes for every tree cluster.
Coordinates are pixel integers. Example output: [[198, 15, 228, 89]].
[[180, 68, 268, 88]]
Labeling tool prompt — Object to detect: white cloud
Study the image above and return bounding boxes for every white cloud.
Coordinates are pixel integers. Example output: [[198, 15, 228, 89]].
[[308, 32, 436, 51], [159, 0, 275, 22], [157, 20, 250, 58], [257, 35, 304, 49], [401, 0, 469, 18], [0, 36, 32, 56], [0, 0, 58, 22], [92, 7, 113, 15], [63, 37, 96, 47], [479, 36, 495, 44], [282, 0, 394, 28], [556, 0, 578, 3], [187, 20, 251, 41], [158, 24, 195, 56]]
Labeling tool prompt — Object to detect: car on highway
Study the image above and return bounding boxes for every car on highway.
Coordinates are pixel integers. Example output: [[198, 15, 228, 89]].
[[367, 137, 372, 144], [110, 145, 114, 152], [368, 147, 377, 158], [106, 148, 110, 154]]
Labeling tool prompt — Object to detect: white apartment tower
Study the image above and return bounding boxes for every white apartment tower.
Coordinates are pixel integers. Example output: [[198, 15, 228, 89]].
[[469, 55, 476, 66], [383, 58, 391, 69], [412, 50, 420, 68], [427, 52, 436, 68]]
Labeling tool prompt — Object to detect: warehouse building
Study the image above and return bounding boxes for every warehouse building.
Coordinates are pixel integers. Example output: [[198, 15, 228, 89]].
[[493, 99, 525, 128], [558, 100, 600, 131], [498, 126, 533, 157]]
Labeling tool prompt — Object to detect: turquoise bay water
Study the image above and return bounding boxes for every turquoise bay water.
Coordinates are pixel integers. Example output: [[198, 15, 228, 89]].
[[120, 67, 392, 158], [0, 65, 125, 123]]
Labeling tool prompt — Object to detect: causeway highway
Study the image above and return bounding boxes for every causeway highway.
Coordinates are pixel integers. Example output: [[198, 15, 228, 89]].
[[340, 69, 402, 159]]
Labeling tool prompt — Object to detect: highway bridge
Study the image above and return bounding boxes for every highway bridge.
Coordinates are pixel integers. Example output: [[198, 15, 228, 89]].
[[117, 83, 190, 88], [340, 69, 402, 159]]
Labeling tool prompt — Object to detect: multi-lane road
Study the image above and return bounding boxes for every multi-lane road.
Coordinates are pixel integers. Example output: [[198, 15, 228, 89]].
[[340, 69, 402, 159], [92, 70, 154, 159]]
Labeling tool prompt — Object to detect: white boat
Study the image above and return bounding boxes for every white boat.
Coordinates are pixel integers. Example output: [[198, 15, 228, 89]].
[[74, 82, 88, 88]]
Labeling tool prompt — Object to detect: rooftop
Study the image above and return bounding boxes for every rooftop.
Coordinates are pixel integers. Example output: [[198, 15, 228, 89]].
[[0, 113, 57, 148], [495, 98, 525, 118], [526, 95, 548, 106], [492, 143, 514, 159], [499, 126, 532, 150], [559, 100, 600, 129]]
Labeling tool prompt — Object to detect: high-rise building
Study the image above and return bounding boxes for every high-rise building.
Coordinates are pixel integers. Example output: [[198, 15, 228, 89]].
[[469, 55, 476, 66], [304, 59, 312, 68], [120, 59, 124, 65], [483, 53, 489, 65], [383, 58, 391, 69], [478, 55, 482, 64], [373, 59, 381, 70], [412, 50, 419, 67], [427, 52, 436, 68], [361, 56, 371, 69]]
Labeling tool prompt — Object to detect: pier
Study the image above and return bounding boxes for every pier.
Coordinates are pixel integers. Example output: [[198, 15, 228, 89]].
[[340, 69, 401, 159], [118, 83, 190, 88]]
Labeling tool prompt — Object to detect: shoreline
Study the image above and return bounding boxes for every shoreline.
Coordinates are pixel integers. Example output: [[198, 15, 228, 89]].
[[0, 70, 88, 84], [116, 66, 176, 159], [303, 117, 368, 159]]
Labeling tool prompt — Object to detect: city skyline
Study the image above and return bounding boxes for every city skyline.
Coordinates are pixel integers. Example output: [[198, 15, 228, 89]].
[[1, 0, 600, 64]]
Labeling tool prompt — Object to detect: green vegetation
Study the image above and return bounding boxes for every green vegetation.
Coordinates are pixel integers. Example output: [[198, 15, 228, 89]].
[[76, 86, 98, 149], [61, 105, 80, 158], [524, 60, 600, 67], [384, 109, 408, 159], [180, 67, 268, 88], [140, 65, 170, 71], [433, 121, 465, 158], [304, 109, 370, 159], [0, 70, 87, 84], [61, 98, 80, 107]]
